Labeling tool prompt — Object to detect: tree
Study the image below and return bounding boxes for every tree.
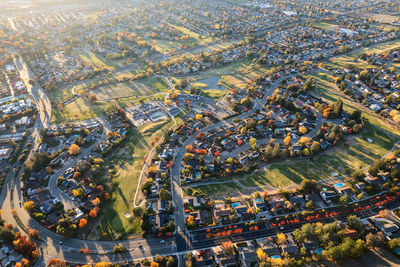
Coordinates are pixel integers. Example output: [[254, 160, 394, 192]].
[[365, 232, 385, 248], [113, 245, 127, 253], [277, 233, 286, 244], [0, 228, 15, 243], [325, 246, 342, 263], [148, 165, 158, 177], [23, 201, 35, 212], [284, 135, 291, 146], [257, 248, 266, 261], [195, 114, 203, 120], [340, 195, 350, 204], [298, 126, 308, 135], [305, 200, 314, 210], [48, 259, 67, 267], [79, 218, 87, 228], [299, 179, 317, 193], [347, 215, 361, 230], [249, 138, 257, 150], [69, 144, 80, 155], [159, 188, 172, 200], [183, 153, 195, 162], [89, 210, 97, 218], [310, 141, 320, 154]]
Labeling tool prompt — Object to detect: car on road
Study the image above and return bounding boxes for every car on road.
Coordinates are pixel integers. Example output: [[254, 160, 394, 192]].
[[59, 241, 63, 245], [160, 240, 165, 244]]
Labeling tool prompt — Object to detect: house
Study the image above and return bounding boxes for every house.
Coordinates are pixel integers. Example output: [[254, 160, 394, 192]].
[[185, 196, 205, 208], [335, 186, 354, 196], [189, 210, 206, 225], [157, 200, 169, 213], [343, 229, 359, 239], [155, 213, 170, 228], [213, 247, 237, 267], [259, 238, 280, 256], [238, 241, 257, 266], [320, 190, 338, 201], [365, 174, 380, 185], [378, 171, 391, 182], [194, 249, 215, 267], [253, 198, 269, 218], [213, 204, 231, 223], [280, 234, 299, 255], [373, 218, 399, 238], [302, 238, 319, 251], [234, 204, 248, 218], [355, 182, 366, 191], [289, 195, 306, 209]]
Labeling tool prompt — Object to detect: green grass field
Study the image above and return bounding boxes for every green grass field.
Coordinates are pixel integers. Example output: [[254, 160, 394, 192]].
[[183, 182, 243, 198], [73, 49, 118, 70], [93, 76, 169, 101], [51, 96, 103, 123], [313, 22, 337, 30], [91, 118, 176, 239]]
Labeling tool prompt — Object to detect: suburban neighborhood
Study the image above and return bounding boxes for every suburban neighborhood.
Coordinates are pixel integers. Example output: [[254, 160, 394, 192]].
[[0, 0, 399, 266]]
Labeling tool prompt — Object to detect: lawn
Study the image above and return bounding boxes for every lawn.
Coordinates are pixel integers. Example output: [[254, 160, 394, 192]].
[[202, 89, 227, 100], [179, 59, 269, 89], [183, 182, 243, 198], [93, 76, 169, 101], [51, 96, 103, 123], [91, 118, 176, 240], [73, 49, 117, 70], [313, 22, 337, 30]]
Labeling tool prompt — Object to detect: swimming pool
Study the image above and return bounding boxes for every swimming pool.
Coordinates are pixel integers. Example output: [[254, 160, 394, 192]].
[[271, 255, 281, 259], [232, 202, 241, 208], [313, 248, 323, 255], [334, 182, 345, 188]]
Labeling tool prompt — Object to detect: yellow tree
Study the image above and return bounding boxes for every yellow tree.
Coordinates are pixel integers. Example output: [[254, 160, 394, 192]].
[[298, 126, 308, 135], [283, 135, 291, 146], [257, 248, 266, 261], [277, 232, 287, 244], [69, 144, 80, 155], [23, 201, 35, 212]]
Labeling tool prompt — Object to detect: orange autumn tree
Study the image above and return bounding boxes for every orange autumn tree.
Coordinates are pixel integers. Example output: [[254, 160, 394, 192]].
[[89, 209, 97, 218], [79, 218, 87, 228]]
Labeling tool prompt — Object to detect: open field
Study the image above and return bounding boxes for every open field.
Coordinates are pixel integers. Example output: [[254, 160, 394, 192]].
[[91, 118, 176, 239], [329, 39, 400, 68], [313, 22, 337, 30], [51, 96, 103, 123], [183, 182, 243, 198], [93, 76, 169, 101], [73, 49, 118, 70]]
